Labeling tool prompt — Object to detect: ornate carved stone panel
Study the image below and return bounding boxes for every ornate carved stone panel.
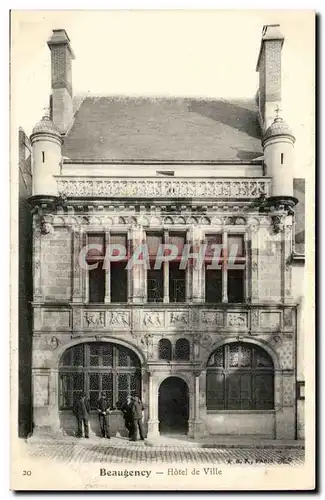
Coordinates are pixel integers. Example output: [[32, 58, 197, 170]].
[[250, 308, 259, 328], [84, 311, 105, 328], [200, 310, 224, 328], [142, 311, 164, 329], [282, 376, 295, 406], [278, 342, 294, 370], [33, 226, 42, 301], [283, 308, 294, 328], [193, 333, 213, 349], [168, 311, 189, 328], [107, 311, 130, 328], [226, 312, 248, 328], [73, 308, 82, 329]]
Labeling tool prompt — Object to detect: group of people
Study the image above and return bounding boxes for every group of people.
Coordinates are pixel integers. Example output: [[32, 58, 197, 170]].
[[72, 392, 145, 441]]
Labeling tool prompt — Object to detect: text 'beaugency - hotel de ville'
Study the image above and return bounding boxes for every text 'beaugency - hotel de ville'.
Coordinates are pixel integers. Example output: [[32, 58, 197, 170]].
[[18, 24, 305, 441]]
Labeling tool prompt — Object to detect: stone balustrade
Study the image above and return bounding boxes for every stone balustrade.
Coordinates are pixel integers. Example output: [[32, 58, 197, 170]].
[[56, 176, 271, 199]]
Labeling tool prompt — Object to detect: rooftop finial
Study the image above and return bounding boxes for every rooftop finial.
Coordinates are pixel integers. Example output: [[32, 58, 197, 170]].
[[42, 105, 51, 119], [274, 104, 282, 120]]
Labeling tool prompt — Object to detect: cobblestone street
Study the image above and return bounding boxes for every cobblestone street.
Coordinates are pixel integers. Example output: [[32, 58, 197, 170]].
[[25, 437, 305, 466]]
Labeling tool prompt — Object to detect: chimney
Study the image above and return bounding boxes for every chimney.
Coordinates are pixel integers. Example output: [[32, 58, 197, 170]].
[[47, 29, 75, 134], [256, 24, 284, 130]]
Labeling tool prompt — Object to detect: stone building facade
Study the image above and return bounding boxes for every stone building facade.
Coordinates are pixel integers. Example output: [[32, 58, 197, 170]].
[[25, 25, 305, 440]]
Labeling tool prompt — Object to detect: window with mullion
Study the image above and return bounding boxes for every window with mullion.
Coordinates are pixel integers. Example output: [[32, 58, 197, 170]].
[[204, 232, 246, 303], [59, 343, 141, 410], [146, 231, 186, 303]]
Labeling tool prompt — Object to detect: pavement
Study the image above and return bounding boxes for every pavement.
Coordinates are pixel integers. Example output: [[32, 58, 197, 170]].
[[24, 435, 305, 465]]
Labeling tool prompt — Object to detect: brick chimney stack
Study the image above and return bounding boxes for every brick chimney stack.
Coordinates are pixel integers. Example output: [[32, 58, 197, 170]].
[[256, 24, 284, 131], [47, 29, 75, 134]]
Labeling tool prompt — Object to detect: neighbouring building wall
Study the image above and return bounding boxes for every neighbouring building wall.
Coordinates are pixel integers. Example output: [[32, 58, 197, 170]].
[[292, 178, 306, 439], [18, 128, 33, 437]]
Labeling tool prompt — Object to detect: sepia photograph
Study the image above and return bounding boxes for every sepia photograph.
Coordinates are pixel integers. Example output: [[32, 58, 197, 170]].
[[10, 9, 315, 491]]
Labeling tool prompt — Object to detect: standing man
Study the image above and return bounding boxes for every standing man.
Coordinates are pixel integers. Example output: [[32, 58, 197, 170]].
[[130, 396, 145, 442], [120, 395, 133, 439], [97, 392, 111, 439], [73, 392, 90, 438]]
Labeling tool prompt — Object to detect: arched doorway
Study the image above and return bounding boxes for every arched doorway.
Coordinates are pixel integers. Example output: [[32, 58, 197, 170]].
[[158, 377, 189, 434]]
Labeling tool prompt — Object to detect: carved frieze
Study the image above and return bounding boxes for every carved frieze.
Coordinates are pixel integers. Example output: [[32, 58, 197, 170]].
[[169, 311, 189, 327], [108, 311, 129, 327], [84, 311, 105, 328], [143, 311, 164, 328], [201, 311, 224, 327]]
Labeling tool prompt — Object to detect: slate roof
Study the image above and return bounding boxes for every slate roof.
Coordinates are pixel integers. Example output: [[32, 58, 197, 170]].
[[62, 96, 262, 161]]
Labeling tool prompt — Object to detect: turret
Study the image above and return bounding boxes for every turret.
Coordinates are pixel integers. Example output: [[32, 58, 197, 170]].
[[261, 110, 298, 233], [30, 114, 63, 196], [262, 113, 295, 198]]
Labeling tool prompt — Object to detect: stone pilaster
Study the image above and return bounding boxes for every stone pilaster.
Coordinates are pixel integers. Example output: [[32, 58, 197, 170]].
[[72, 228, 82, 303], [33, 224, 43, 302], [147, 373, 159, 437], [130, 225, 146, 303], [190, 226, 204, 303], [250, 224, 259, 303]]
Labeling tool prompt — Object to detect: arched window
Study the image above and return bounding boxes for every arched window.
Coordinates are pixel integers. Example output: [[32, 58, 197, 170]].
[[158, 339, 172, 361], [206, 342, 274, 410], [59, 342, 141, 410], [175, 338, 190, 360]]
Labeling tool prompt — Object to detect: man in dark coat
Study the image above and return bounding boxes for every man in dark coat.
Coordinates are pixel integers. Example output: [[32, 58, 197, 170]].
[[130, 396, 145, 441], [97, 392, 111, 439], [73, 392, 90, 438], [119, 396, 133, 439]]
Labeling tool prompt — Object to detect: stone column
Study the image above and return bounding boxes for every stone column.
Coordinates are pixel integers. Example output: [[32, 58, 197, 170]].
[[147, 372, 159, 437]]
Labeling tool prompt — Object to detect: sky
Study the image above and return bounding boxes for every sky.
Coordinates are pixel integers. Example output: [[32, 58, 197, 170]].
[[11, 10, 315, 177]]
